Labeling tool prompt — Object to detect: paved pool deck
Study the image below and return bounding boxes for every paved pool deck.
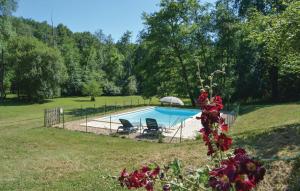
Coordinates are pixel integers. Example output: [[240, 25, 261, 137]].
[[80, 106, 205, 139]]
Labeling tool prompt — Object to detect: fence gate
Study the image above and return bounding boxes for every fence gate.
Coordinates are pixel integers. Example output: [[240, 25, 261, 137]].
[[44, 108, 61, 127]]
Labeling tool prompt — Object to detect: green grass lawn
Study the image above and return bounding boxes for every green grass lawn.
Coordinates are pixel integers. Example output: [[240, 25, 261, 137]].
[[0, 96, 299, 190]]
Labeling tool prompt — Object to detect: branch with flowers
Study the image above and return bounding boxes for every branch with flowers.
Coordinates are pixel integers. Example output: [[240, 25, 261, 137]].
[[117, 69, 266, 191]]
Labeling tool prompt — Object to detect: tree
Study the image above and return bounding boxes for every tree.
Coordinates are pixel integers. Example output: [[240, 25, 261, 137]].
[[141, 0, 213, 105], [7, 36, 66, 102], [233, 0, 290, 17], [56, 24, 83, 95], [101, 38, 124, 95], [123, 75, 137, 95], [0, 0, 17, 16], [116, 31, 138, 94], [212, 0, 239, 101], [60, 43, 82, 95], [82, 80, 102, 101], [0, 0, 17, 101], [239, 1, 300, 100]]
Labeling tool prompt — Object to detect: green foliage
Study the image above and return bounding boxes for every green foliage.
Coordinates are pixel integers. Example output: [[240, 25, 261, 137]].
[[82, 80, 103, 101], [158, 133, 164, 143], [0, 0, 17, 16], [103, 80, 121, 96], [123, 75, 137, 95], [1, 0, 299, 103], [7, 36, 66, 101], [140, 0, 205, 105], [3, 70, 12, 94], [239, 0, 300, 100], [169, 158, 182, 177], [0, 96, 299, 190]]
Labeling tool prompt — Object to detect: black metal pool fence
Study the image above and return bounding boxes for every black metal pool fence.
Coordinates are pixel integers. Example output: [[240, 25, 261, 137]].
[[43, 99, 240, 137]]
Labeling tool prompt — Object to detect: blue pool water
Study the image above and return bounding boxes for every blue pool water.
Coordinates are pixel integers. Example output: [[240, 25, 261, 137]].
[[104, 107, 200, 127]]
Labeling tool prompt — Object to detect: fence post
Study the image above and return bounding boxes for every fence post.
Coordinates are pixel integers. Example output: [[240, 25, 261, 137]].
[[62, 111, 65, 129], [110, 115, 112, 133], [140, 118, 142, 134], [180, 121, 183, 143], [44, 109, 47, 127], [85, 110, 87, 132]]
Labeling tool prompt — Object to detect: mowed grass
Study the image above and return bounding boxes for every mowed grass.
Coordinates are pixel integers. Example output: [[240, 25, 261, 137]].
[[0, 97, 300, 190], [0, 95, 159, 126]]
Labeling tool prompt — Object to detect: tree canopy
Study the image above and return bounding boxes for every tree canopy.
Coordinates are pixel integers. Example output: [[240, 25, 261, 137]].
[[0, 0, 299, 103]]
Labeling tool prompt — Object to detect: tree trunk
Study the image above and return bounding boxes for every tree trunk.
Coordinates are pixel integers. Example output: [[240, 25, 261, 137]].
[[0, 49, 4, 102], [175, 50, 196, 106], [270, 65, 278, 101]]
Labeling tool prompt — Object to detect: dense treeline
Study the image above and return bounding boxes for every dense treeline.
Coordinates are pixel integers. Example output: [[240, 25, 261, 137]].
[[2, 17, 139, 101], [136, 0, 300, 105], [0, 0, 299, 104]]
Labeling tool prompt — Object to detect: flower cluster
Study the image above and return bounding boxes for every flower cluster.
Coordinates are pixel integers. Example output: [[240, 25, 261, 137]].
[[119, 164, 160, 191], [197, 90, 232, 156], [209, 148, 266, 191], [117, 88, 265, 191]]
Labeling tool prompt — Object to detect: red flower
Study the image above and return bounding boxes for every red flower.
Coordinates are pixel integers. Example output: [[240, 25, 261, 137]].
[[145, 180, 154, 191], [235, 175, 255, 191], [209, 149, 266, 191], [118, 164, 160, 190], [200, 110, 220, 127], [150, 166, 160, 178], [207, 141, 215, 156], [141, 165, 150, 173], [199, 127, 211, 142], [209, 163, 236, 191], [213, 95, 224, 110], [216, 133, 232, 151], [234, 148, 247, 155], [197, 91, 209, 108], [119, 169, 130, 187], [220, 123, 229, 132], [163, 184, 171, 191]]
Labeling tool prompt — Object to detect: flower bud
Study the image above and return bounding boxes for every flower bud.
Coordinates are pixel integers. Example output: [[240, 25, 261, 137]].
[[163, 184, 171, 191]]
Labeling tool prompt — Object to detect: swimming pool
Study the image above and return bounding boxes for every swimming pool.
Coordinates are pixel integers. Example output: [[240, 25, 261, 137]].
[[103, 107, 200, 128]]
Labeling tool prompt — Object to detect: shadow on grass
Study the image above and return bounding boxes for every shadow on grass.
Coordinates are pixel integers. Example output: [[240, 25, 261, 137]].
[[73, 99, 94, 102], [0, 97, 53, 106], [238, 104, 271, 115], [234, 123, 300, 159], [135, 133, 161, 140], [238, 101, 300, 116], [64, 105, 132, 118], [234, 123, 300, 189], [287, 157, 300, 191]]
